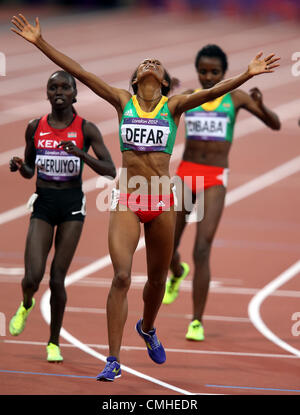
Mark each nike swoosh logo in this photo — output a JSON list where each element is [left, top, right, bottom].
[[112, 368, 120, 374], [40, 132, 51, 136]]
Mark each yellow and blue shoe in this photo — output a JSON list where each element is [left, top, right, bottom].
[[136, 319, 166, 364], [96, 357, 121, 381], [162, 262, 190, 305], [185, 319, 205, 341], [9, 298, 35, 336], [47, 343, 63, 363]]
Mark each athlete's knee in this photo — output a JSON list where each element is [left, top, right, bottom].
[[193, 239, 212, 263], [112, 271, 131, 291], [147, 269, 168, 288], [49, 265, 67, 285], [49, 277, 65, 294], [22, 273, 41, 293], [147, 278, 166, 291]]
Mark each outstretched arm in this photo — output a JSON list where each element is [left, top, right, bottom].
[[171, 52, 280, 116], [233, 87, 281, 130], [11, 14, 131, 113]]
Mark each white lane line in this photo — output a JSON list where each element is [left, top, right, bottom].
[[53, 326, 197, 395], [5, 16, 227, 74], [0, 59, 296, 130], [39, 149, 300, 394], [3, 38, 298, 393], [2, 274, 300, 299], [2, 94, 300, 224], [0, 204, 29, 225], [0, 21, 297, 127], [5, 18, 288, 72], [0, 266, 24, 275], [2, 20, 294, 97], [3, 339, 299, 359], [42, 245, 196, 395], [0, 60, 296, 167], [41, 243, 201, 395], [0, 146, 25, 167], [2, 30, 298, 394], [2, 101, 300, 392], [65, 306, 250, 323], [187, 154, 300, 220], [248, 260, 300, 357], [211, 286, 300, 298], [226, 157, 300, 204]]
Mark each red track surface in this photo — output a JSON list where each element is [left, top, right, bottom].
[[0, 8, 300, 397]]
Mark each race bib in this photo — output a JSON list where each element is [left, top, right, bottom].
[[35, 149, 81, 182], [185, 112, 229, 141], [121, 118, 170, 151]]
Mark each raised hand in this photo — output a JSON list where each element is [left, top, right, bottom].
[[248, 52, 280, 77], [11, 14, 41, 44]]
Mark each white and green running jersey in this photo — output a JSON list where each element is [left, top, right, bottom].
[[185, 91, 236, 143], [119, 95, 177, 154]]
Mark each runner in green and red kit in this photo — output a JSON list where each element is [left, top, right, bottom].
[[163, 44, 281, 341]]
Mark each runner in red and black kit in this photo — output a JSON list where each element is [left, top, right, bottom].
[[9, 71, 116, 362]]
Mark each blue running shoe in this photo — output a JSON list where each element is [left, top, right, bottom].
[[96, 356, 121, 382], [135, 319, 166, 364]]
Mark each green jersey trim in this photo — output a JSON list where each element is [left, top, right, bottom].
[[185, 92, 236, 143], [119, 96, 177, 154]]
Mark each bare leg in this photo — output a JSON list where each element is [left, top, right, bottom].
[[48, 220, 83, 346], [143, 208, 176, 332], [170, 183, 194, 278], [22, 219, 54, 309], [107, 210, 141, 362], [170, 209, 190, 278], [192, 185, 226, 321]]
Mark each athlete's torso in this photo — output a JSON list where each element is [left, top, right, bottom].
[[183, 91, 236, 167], [34, 114, 87, 187], [119, 95, 177, 154], [118, 95, 177, 193]]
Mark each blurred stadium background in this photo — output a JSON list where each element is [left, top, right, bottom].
[[0, 0, 299, 21]]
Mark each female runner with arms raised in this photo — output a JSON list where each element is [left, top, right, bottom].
[[11, 14, 280, 380]]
